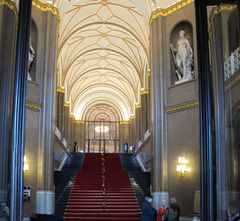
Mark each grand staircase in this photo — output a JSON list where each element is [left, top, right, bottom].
[[120, 154, 151, 209], [63, 153, 141, 221], [54, 153, 85, 221]]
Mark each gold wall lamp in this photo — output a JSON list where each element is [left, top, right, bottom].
[[176, 156, 191, 178]]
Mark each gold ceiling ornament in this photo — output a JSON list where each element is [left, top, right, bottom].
[[57, 87, 65, 93], [149, 0, 194, 25], [208, 4, 236, 40], [166, 100, 199, 114], [0, 0, 18, 20], [101, 0, 108, 6], [32, 0, 60, 21]]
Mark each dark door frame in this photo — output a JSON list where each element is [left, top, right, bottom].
[[195, 1, 240, 220]]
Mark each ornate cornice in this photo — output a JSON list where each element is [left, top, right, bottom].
[[32, 0, 60, 21], [0, 0, 18, 20], [74, 120, 85, 125], [57, 87, 65, 93], [149, 0, 194, 25], [120, 121, 130, 125], [26, 100, 41, 111], [209, 4, 236, 25], [208, 4, 236, 39], [166, 100, 199, 113]]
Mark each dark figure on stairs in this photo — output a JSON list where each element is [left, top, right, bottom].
[[73, 142, 78, 152], [141, 195, 156, 221]]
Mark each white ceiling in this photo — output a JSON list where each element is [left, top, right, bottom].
[[51, 0, 181, 121]]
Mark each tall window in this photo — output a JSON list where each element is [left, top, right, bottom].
[[84, 105, 120, 153]]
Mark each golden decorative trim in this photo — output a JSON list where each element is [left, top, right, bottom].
[[0, 0, 18, 20], [74, 120, 85, 125], [69, 114, 75, 120], [120, 121, 130, 125], [209, 4, 236, 39], [64, 101, 70, 108], [57, 87, 65, 93], [140, 88, 149, 95], [147, 70, 151, 77], [150, 0, 194, 25], [226, 72, 240, 90], [26, 100, 41, 111], [130, 114, 135, 120], [166, 100, 199, 113], [135, 103, 141, 109], [32, 0, 60, 21]]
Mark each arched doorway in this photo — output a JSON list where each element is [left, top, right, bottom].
[[84, 105, 120, 153]]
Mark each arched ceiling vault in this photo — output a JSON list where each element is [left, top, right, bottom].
[[54, 0, 182, 121]]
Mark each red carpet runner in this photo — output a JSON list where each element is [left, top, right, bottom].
[[64, 153, 141, 221]]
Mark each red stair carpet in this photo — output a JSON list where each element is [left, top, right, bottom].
[[64, 153, 141, 221]]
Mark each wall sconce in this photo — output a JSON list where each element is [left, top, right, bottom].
[[23, 155, 29, 172], [176, 156, 190, 178]]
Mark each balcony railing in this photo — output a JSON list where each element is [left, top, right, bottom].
[[224, 47, 240, 81]]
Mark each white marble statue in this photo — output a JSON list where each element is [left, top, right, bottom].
[[170, 30, 194, 84], [28, 36, 35, 81]]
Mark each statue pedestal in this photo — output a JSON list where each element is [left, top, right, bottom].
[[175, 78, 192, 85]]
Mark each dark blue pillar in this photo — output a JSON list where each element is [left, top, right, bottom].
[[9, 1, 32, 220], [195, 1, 214, 220]]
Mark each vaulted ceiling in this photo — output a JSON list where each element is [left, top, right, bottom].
[[53, 0, 182, 121]]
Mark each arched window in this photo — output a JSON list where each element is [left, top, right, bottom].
[[84, 105, 120, 153]]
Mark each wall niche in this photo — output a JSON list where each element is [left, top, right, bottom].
[[170, 21, 194, 85]]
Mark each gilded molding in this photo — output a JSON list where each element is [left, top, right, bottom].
[[226, 72, 240, 90], [64, 101, 70, 108], [140, 89, 149, 95], [57, 87, 65, 93], [26, 100, 41, 111], [120, 121, 130, 125], [149, 0, 194, 25], [74, 120, 85, 125], [135, 103, 141, 109], [208, 4, 236, 39], [166, 100, 199, 113], [0, 0, 18, 20], [69, 114, 75, 120], [130, 114, 135, 120], [32, 0, 60, 21]]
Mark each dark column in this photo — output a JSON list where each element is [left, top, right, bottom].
[[36, 12, 57, 216], [0, 5, 18, 221], [9, 1, 32, 221], [150, 16, 168, 208], [195, 1, 214, 220]]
